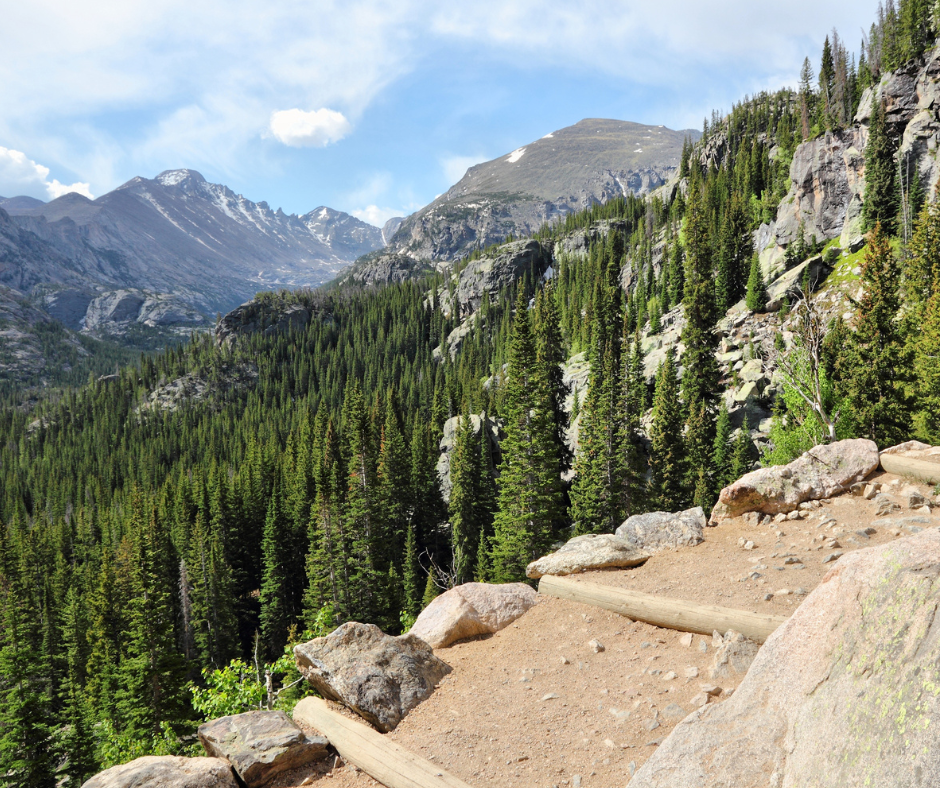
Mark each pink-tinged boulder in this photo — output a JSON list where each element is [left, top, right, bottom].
[[410, 582, 539, 648], [526, 534, 649, 579], [82, 757, 237, 788], [628, 529, 940, 788], [710, 438, 878, 524]]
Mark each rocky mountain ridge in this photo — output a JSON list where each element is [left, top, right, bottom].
[[338, 119, 698, 285]]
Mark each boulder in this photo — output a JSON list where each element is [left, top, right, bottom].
[[526, 534, 649, 579], [293, 622, 451, 732], [628, 529, 940, 788], [82, 757, 237, 788], [710, 438, 879, 524], [615, 507, 707, 553], [410, 582, 539, 648], [198, 710, 329, 787]]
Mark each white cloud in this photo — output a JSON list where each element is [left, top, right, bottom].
[[0, 146, 93, 200], [269, 108, 352, 147], [441, 154, 489, 185], [351, 205, 403, 227]]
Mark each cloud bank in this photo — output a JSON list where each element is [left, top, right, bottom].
[[0, 147, 93, 201]]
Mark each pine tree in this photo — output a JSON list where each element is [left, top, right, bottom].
[[402, 524, 422, 618], [712, 404, 733, 491], [116, 495, 189, 740], [842, 223, 913, 445], [905, 202, 940, 316], [449, 412, 482, 585], [914, 285, 940, 442], [616, 329, 648, 520], [863, 97, 898, 234], [745, 253, 767, 312], [259, 474, 295, 656], [647, 350, 687, 511], [421, 571, 439, 609], [729, 428, 753, 482], [491, 290, 565, 582]]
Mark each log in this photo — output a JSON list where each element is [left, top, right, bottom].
[[879, 453, 940, 485], [538, 575, 787, 644], [292, 696, 474, 788]]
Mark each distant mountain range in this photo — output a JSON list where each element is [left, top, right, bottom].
[[0, 169, 384, 327], [341, 118, 699, 284]]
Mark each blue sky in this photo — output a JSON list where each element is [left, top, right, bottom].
[[0, 0, 879, 226]]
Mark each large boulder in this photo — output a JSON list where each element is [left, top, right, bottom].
[[82, 757, 237, 788], [628, 529, 940, 788], [615, 507, 706, 553], [410, 582, 539, 648], [526, 534, 649, 580], [293, 622, 452, 732], [198, 710, 329, 787], [710, 438, 879, 524]]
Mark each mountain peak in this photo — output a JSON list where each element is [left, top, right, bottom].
[[155, 169, 206, 187]]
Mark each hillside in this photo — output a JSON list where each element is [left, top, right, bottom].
[[340, 119, 697, 284]]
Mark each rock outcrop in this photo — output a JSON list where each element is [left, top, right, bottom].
[[293, 622, 452, 732], [615, 507, 707, 553], [449, 239, 551, 316], [81, 756, 237, 788], [197, 710, 329, 787], [628, 529, 940, 788], [710, 438, 879, 524], [410, 582, 539, 648], [526, 534, 649, 580]]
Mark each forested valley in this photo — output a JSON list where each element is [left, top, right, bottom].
[[2, 1, 940, 785]]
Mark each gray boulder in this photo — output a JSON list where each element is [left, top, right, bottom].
[[628, 529, 940, 788], [709, 630, 759, 681], [615, 507, 707, 553], [526, 534, 649, 579], [198, 710, 329, 787], [82, 757, 237, 788], [710, 438, 879, 524], [293, 622, 452, 732]]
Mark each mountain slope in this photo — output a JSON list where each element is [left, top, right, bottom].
[[4, 170, 385, 315], [382, 118, 699, 263]]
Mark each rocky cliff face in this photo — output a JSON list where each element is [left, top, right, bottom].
[[757, 45, 940, 279]]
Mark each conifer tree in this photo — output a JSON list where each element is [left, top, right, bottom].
[[259, 474, 295, 656], [863, 98, 898, 234], [491, 290, 565, 582], [616, 329, 648, 520], [842, 223, 913, 445], [729, 428, 753, 482], [647, 349, 687, 511], [745, 253, 767, 312], [914, 285, 940, 442], [116, 496, 189, 740], [449, 412, 482, 585], [421, 571, 439, 609], [712, 405, 733, 490], [402, 524, 422, 618]]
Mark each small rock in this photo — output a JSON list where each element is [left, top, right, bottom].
[[684, 666, 699, 678], [699, 684, 723, 697], [763, 592, 774, 601], [787, 510, 802, 521], [698, 639, 708, 653], [678, 632, 694, 647], [560, 656, 570, 665], [662, 671, 677, 681], [823, 552, 843, 563], [604, 738, 616, 749], [776, 588, 791, 595], [784, 556, 801, 565], [744, 540, 755, 550], [863, 483, 881, 500], [902, 487, 927, 509], [861, 527, 877, 535], [662, 703, 688, 719], [541, 693, 560, 701], [572, 775, 582, 788], [629, 761, 637, 777], [588, 639, 605, 653], [691, 692, 710, 708], [645, 718, 661, 731]]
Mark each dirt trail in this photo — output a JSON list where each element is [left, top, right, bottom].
[[282, 471, 939, 788]]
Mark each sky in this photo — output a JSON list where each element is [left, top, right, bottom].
[[0, 0, 878, 227]]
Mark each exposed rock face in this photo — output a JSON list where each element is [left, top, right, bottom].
[[451, 239, 551, 315], [615, 507, 707, 553], [83, 288, 206, 332], [410, 582, 539, 648], [526, 534, 649, 580], [293, 622, 452, 732], [710, 438, 879, 524], [763, 254, 833, 311], [774, 128, 867, 253], [336, 251, 432, 287], [628, 530, 940, 788], [216, 297, 320, 349], [81, 756, 237, 788], [198, 710, 329, 787]]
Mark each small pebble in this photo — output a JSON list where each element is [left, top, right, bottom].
[[588, 639, 605, 653]]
